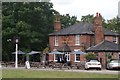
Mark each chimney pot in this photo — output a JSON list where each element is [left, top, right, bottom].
[[99, 13, 102, 17], [96, 12, 98, 17]]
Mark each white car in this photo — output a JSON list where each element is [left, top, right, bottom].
[[85, 60, 102, 70], [107, 60, 120, 70]]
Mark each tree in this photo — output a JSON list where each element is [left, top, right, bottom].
[[2, 2, 58, 61], [81, 14, 94, 23], [60, 14, 79, 29], [106, 17, 120, 34], [81, 14, 107, 28]]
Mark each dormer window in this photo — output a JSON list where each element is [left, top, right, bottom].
[[113, 36, 118, 43], [75, 35, 80, 45], [54, 36, 58, 46]]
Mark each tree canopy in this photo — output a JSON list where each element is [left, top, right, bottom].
[[60, 14, 79, 29], [2, 2, 58, 61]]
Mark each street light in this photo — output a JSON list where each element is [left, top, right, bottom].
[[13, 36, 20, 68]]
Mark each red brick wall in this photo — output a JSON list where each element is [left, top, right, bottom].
[[48, 54, 54, 61], [105, 36, 119, 44], [49, 36, 54, 51], [70, 53, 74, 62], [80, 54, 86, 61], [49, 34, 91, 52], [49, 35, 90, 62], [82, 35, 91, 48], [112, 53, 119, 59], [105, 36, 113, 42], [97, 52, 106, 68]]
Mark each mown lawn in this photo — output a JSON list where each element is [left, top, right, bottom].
[[2, 69, 118, 78]]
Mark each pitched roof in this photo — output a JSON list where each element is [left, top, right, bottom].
[[86, 40, 120, 52], [103, 28, 119, 36], [57, 43, 71, 52], [49, 22, 119, 36]]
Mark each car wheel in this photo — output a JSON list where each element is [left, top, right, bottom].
[[98, 68, 101, 70], [85, 68, 89, 70], [106, 67, 109, 70]]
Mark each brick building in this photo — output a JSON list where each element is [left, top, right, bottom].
[[48, 13, 120, 68]]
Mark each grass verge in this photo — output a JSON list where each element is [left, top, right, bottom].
[[2, 68, 118, 78]]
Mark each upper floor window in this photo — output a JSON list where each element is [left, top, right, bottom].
[[75, 35, 80, 45], [113, 36, 118, 43], [54, 36, 58, 46]]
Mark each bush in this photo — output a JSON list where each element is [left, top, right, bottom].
[[85, 52, 96, 61]]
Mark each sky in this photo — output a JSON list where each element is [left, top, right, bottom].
[[50, 0, 120, 21]]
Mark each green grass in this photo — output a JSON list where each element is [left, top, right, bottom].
[[2, 69, 118, 78]]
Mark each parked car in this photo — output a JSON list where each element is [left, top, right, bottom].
[[107, 59, 120, 70], [85, 60, 102, 70]]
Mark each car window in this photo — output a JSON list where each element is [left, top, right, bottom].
[[111, 60, 120, 63], [90, 60, 98, 62]]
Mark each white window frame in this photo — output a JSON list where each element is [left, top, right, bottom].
[[75, 54, 80, 62], [75, 35, 80, 45], [74, 49, 80, 62], [65, 52, 70, 61], [54, 54, 63, 62], [113, 36, 118, 44], [54, 54, 58, 62], [54, 36, 58, 46]]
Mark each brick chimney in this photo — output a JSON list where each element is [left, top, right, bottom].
[[94, 13, 104, 45], [54, 17, 61, 31]]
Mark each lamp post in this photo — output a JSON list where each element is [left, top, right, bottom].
[[13, 36, 20, 68], [15, 38, 18, 68]]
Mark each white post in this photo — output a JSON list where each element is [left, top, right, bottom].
[[15, 39, 18, 68]]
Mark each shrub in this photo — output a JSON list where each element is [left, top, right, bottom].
[[85, 52, 96, 61]]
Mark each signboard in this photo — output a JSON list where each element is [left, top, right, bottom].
[[25, 61, 30, 69]]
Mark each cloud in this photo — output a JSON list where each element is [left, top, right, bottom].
[[50, 0, 72, 5], [51, 0, 120, 20], [118, 1, 120, 18]]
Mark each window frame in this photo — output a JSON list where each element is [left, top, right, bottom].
[[65, 52, 70, 61], [113, 36, 118, 43], [54, 36, 58, 46], [54, 54, 63, 62], [75, 35, 80, 45], [74, 49, 81, 62]]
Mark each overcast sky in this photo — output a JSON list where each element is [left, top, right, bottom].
[[50, 0, 120, 21]]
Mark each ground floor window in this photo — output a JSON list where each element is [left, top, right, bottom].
[[74, 49, 81, 62], [54, 52, 70, 62], [54, 54, 63, 62], [65, 52, 70, 61], [75, 54, 80, 62]]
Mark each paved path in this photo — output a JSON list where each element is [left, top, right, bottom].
[[2, 67, 119, 75]]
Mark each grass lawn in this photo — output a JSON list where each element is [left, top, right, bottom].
[[2, 69, 118, 78]]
